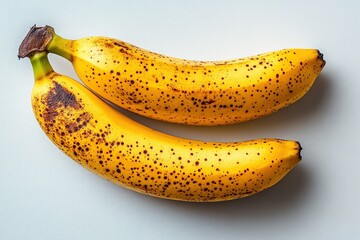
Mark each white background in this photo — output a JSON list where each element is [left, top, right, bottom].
[[1, 0, 359, 239]]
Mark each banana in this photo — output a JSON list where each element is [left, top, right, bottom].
[[19, 25, 325, 126], [21, 50, 301, 202]]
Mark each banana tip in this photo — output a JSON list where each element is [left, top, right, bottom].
[[296, 141, 303, 161], [317, 49, 326, 67]]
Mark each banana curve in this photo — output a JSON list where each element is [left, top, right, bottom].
[[29, 52, 301, 202], [22, 25, 325, 125]]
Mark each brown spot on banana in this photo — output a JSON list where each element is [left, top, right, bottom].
[[113, 41, 131, 52], [171, 86, 181, 92], [64, 112, 92, 134], [41, 80, 93, 135], [44, 81, 81, 121]]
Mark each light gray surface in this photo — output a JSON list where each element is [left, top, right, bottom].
[[1, 1, 359, 239]]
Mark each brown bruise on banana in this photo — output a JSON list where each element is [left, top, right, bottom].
[[69, 39, 325, 125], [32, 73, 300, 202]]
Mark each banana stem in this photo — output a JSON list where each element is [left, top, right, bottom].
[[30, 52, 54, 80], [47, 33, 73, 62]]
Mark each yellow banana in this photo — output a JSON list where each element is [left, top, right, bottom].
[[19, 25, 325, 126], [22, 51, 301, 202]]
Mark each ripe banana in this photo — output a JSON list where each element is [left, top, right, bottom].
[[19, 25, 325, 126], [22, 51, 301, 202]]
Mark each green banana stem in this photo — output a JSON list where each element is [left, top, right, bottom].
[[30, 52, 53, 80], [46, 30, 73, 62]]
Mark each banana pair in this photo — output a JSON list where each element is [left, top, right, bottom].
[[19, 25, 325, 202]]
